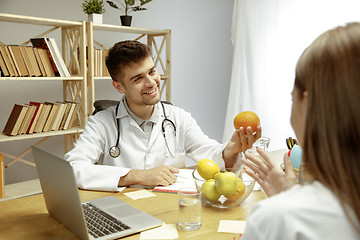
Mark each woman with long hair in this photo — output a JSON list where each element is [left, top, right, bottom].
[[242, 22, 360, 239]]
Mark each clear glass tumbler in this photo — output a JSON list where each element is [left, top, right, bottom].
[[177, 187, 201, 231]]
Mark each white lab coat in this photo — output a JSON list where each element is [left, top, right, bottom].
[[65, 98, 228, 191]]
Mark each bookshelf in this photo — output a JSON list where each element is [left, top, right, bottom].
[[0, 13, 87, 170], [86, 22, 171, 113], [0, 13, 171, 194]]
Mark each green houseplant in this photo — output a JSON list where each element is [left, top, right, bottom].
[[106, 0, 153, 26], [82, 0, 106, 24]]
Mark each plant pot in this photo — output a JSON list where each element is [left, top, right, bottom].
[[120, 15, 132, 27], [88, 13, 102, 24]]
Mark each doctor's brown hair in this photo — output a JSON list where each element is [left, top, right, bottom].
[[295, 22, 360, 233], [105, 40, 152, 83]]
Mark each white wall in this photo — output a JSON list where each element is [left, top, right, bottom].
[[0, 0, 234, 184]]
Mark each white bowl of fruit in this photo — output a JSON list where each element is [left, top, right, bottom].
[[193, 159, 255, 208]]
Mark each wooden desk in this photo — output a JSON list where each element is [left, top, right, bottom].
[[0, 187, 267, 239]]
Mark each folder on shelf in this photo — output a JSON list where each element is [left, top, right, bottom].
[[61, 102, 77, 130], [47, 38, 71, 77], [0, 49, 9, 77], [3, 104, 29, 136], [27, 102, 44, 134], [3, 45, 19, 76], [37, 48, 55, 77], [32, 47, 46, 77], [17, 104, 34, 135], [34, 103, 51, 133], [31, 38, 60, 77], [19, 45, 35, 77], [8, 45, 29, 77], [0, 45, 16, 77], [66, 102, 79, 130], [50, 102, 66, 131], [25, 46, 42, 77], [58, 102, 72, 130], [43, 102, 58, 132], [7, 46, 25, 77], [103, 49, 109, 76], [19, 105, 36, 135]]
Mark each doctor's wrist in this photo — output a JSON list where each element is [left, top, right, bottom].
[[118, 169, 141, 187]]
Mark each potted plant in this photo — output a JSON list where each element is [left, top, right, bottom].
[[106, 0, 153, 27], [82, 0, 106, 24]]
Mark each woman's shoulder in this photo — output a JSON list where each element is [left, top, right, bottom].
[[254, 181, 335, 213], [245, 181, 359, 239]]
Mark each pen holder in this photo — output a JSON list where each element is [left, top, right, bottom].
[[289, 144, 303, 184]]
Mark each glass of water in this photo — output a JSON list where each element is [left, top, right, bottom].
[[177, 187, 201, 231]]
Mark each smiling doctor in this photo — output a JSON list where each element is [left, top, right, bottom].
[[65, 40, 261, 192]]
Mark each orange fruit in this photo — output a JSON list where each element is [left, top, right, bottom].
[[233, 111, 260, 133], [224, 180, 246, 201]]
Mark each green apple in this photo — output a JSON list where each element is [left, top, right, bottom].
[[215, 172, 237, 195], [201, 179, 221, 202]]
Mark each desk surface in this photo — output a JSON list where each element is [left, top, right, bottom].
[[0, 187, 267, 239]]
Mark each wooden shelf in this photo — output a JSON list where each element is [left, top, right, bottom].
[[0, 76, 84, 81], [0, 13, 81, 27], [92, 23, 170, 35], [0, 127, 83, 143], [0, 13, 87, 176]]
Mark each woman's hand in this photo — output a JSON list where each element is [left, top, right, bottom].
[[242, 147, 296, 197]]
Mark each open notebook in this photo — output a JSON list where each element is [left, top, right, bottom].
[[153, 169, 196, 193]]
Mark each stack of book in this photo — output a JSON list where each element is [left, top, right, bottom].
[[93, 48, 110, 77], [0, 37, 71, 77], [2, 101, 79, 136]]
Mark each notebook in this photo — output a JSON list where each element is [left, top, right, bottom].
[[32, 146, 163, 240]]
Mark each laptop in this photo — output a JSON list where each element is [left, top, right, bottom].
[[32, 146, 163, 240]]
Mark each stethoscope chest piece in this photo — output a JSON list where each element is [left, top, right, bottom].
[[109, 146, 120, 158]]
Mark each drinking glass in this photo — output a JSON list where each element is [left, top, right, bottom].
[[177, 187, 201, 231]]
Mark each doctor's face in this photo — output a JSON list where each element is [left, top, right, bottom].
[[113, 56, 161, 109]]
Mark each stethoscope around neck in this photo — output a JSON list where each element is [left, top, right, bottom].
[[109, 101, 177, 158]]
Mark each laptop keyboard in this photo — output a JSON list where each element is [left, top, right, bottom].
[[83, 202, 131, 238]]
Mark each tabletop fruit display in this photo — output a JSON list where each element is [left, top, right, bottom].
[[195, 159, 255, 208], [233, 111, 260, 133]]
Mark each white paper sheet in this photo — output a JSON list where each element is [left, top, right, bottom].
[[140, 223, 178, 239], [153, 169, 196, 193], [124, 189, 157, 200], [217, 220, 247, 234]]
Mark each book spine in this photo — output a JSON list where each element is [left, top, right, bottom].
[[30, 38, 59, 76]]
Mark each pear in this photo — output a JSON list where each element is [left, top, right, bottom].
[[215, 172, 237, 195], [201, 179, 221, 202]]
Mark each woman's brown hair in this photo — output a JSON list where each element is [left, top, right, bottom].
[[295, 22, 360, 232]]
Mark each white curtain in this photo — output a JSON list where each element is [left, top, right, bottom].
[[223, 0, 360, 150]]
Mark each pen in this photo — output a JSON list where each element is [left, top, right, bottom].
[[174, 174, 189, 179], [233, 234, 243, 240]]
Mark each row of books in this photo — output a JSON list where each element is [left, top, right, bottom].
[[3, 101, 79, 136], [0, 37, 71, 78], [93, 48, 110, 77]]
